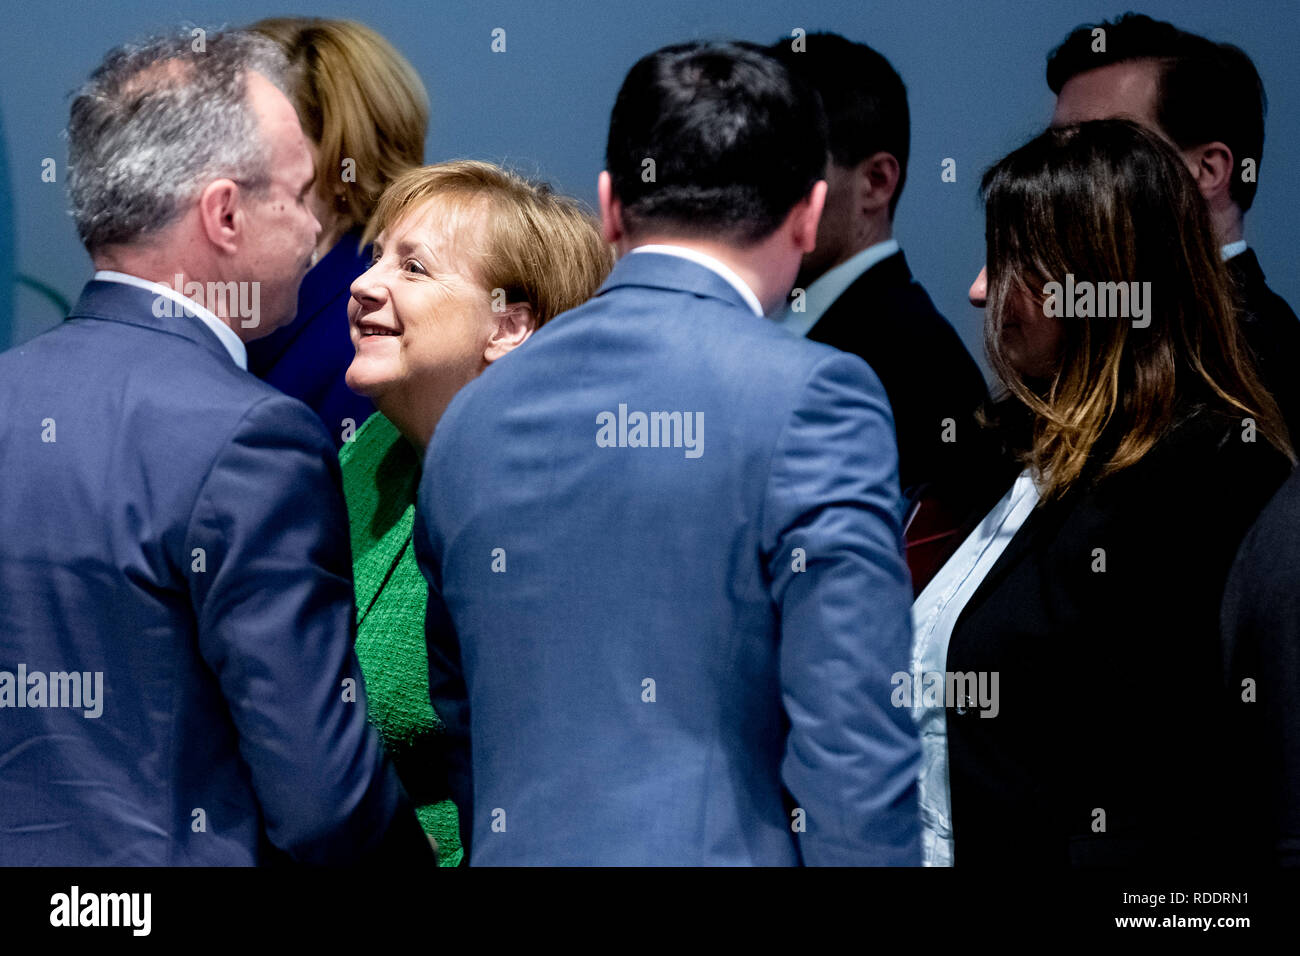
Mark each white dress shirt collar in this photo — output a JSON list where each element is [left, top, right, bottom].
[[629, 244, 765, 317], [775, 238, 901, 338], [1221, 239, 1248, 262], [92, 270, 248, 370]]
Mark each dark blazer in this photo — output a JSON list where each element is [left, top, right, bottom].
[[1228, 248, 1300, 444], [416, 251, 920, 865], [1221, 465, 1300, 866], [806, 250, 988, 497], [944, 403, 1291, 867], [0, 280, 428, 865], [247, 229, 375, 447]]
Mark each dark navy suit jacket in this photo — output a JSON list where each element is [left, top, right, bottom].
[[1228, 248, 1300, 445], [415, 251, 921, 865], [806, 250, 987, 498], [946, 406, 1290, 867], [1222, 463, 1300, 866], [247, 230, 375, 448], [0, 280, 427, 865]]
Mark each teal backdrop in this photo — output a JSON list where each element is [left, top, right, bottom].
[[1, 0, 1296, 367]]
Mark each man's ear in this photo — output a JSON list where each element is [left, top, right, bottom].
[[855, 151, 901, 216], [598, 170, 625, 245], [792, 179, 828, 254], [484, 302, 536, 364], [197, 179, 244, 255], [1183, 141, 1234, 205]]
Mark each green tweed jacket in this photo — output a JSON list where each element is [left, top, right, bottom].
[[340, 411, 462, 866]]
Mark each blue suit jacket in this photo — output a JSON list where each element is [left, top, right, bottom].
[[0, 280, 426, 865], [415, 252, 921, 865], [246, 230, 375, 448]]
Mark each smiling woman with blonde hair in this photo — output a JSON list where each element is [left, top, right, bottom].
[[338, 160, 613, 865]]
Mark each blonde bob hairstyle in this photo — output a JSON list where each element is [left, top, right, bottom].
[[364, 159, 615, 328], [250, 17, 429, 234]]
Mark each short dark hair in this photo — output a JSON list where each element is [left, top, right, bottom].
[[605, 41, 827, 245], [1046, 13, 1266, 211], [767, 32, 910, 218]]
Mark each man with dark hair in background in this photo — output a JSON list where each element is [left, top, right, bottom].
[[767, 32, 988, 504], [1048, 12, 1300, 439], [415, 41, 920, 865]]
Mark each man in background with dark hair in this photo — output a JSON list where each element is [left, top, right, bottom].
[[768, 32, 987, 504], [1048, 12, 1300, 438], [415, 41, 919, 865]]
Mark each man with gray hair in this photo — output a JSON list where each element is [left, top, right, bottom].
[[0, 29, 431, 865]]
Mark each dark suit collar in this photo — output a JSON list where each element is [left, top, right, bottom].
[[861, 248, 912, 286], [69, 279, 235, 366], [1226, 246, 1265, 289], [804, 248, 915, 341], [815, 246, 913, 297], [832, 249, 916, 304], [951, 404, 1237, 628], [594, 249, 755, 314]]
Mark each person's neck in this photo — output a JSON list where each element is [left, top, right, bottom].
[[622, 234, 787, 315], [93, 248, 249, 337], [375, 394, 437, 459], [1212, 203, 1244, 247], [797, 220, 894, 292], [830, 219, 895, 274]]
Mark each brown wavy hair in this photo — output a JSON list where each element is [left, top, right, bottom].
[[980, 119, 1292, 500], [250, 17, 429, 235]]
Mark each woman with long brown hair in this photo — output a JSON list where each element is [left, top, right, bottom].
[[911, 118, 1293, 867]]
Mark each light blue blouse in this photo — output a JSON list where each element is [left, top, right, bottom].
[[910, 469, 1040, 865]]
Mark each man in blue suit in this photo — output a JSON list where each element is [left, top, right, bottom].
[[0, 30, 430, 865], [416, 41, 920, 865]]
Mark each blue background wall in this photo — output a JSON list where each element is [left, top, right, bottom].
[[1, 0, 1296, 374]]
